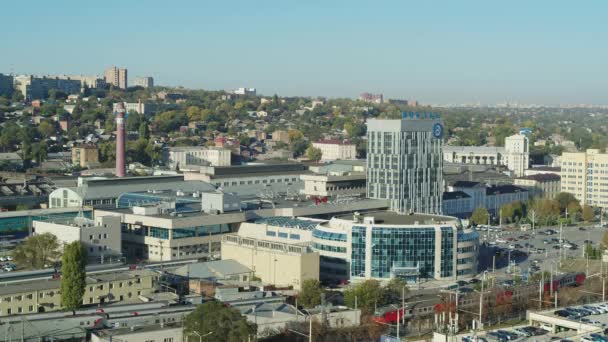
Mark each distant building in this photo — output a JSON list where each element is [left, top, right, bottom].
[[112, 101, 157, 116], [231, 87, 256, 96], [14, 75, 81, 101], [312, 140, 357, 161], [71, 144, 99, 168], [387, 99, 409, 106], [32, 214, 121, 258], [300, 173, 365, 198], [0, 73, 14, 97], [524, 166, 561, 177], [561, 149, 608, 208], [514, 173, 561, 199], [68, 75, 105, 89], [366, 113, 443, 214], [155, 91, 184, 101], [163, 146, 231, 169], [443, 133, 529, 177], [271, 130, 290, 144], [358, 92, 383, 104], [447, 181, 529, 216], [133, 76, 154, 88], [104, 66, 128, 89]]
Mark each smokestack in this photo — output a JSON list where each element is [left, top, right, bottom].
[[115, 102, 126, 177]]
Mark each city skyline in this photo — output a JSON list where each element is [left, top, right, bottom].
[[2, 0, 607, 104]]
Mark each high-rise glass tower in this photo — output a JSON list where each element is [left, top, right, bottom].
[[366, 113, 444, 214]]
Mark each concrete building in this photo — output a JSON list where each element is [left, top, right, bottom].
[[92, 324, 182, 342], [163, 146, 231, 169], [70, 75, 105, 89], [0, 207, 92, 239], [0, 73, 14, 97], [0, 152, 23, 170], [14, 75, 81, 100], [442, 191, 473, 218], [32, 214, 121, 258], [48, 175, 215, 209], [366, 113, 443, 214], [0, 269, 157, 316], [104, 66, 128, 89], [231, 87, 256, 96], [525, 166, 561, 177], [359, 92, 383, 103], [221, 234, 319, 290], [447, 181, 529, 216], [561, 149, 608, 208], [514, 173, 561, 199], [443, 134, 530, 176], [271, 130, 290, 144], [312, 140, 357, 161], [133, 76, 154, 88], [300, 173, 366, 198], [71, 143, 99, 168], [112, 101, 158, 116]]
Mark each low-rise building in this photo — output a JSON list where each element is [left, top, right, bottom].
[[447, 181, 529, 216], [271, 130, 290, 144], [300, 173, 365, 198], [32, 214, 121, 259], [514, 173, 561, 199], [0, 269, 158, 316], [71, 143, 99, 168], [112, 101, 157, 116], [163, 146, 231, 169], [312, 140, 357, 161], [0, 153, 23, 170], [92, 323, 182, 342]]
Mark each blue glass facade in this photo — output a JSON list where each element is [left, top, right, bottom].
[[369, 227, 436, 279], [440, 227, 454, 278], [351, 226, 366, 277], [0, 210, 93, 238], [312, 229, 347, 242]]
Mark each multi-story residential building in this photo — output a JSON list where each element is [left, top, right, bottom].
[[366, 113, 444, 214], [71, 143, 99, 168], [112, 101, 157, 116], [561, 149, 608, 208], [163, 146, 231, 170], [0, 269, 157, 316], [32, 214, 121, 258], [0, 73, 14, 97], [104, 66, 128, 89], [514, 173, 561, 199], [231, 87, 256, 96], [133, 76, 154, 88], [14, 75, 82, 100], [66, 75, 105, 89], [443, 134, 530, 177], [358, 92, 383, 103], [312, 140, 357, 161]]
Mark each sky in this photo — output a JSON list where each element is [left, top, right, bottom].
[[2, 0, 607, 105]]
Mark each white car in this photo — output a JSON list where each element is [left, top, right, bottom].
[[6, 256, 12, 261], [496, 238, 507, 243], [0, 257, 7, 262]]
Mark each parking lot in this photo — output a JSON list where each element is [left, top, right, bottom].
[[476, 223, 607, 281]]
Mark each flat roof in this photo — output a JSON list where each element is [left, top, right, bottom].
[[334, 210, 458, 225]]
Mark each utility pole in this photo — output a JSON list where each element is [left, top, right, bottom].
[[478, 280, 484, 331]]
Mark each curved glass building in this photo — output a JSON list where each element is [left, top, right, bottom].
[[310, 211, 479, 283]]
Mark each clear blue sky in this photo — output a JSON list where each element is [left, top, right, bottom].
[[2, 0, 607, 105]]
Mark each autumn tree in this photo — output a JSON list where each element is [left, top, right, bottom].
[[12, 233, 60, 269], [306, 146, 322, 162], [470, 207, 490, 226], [344, 280, 386, 315], [582, 205, 595, 222]]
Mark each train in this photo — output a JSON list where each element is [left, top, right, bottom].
[[542, 272, 586, 293], [372, 306, 410, 324]]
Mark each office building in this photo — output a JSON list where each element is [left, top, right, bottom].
[[0, 73, 14, 97], [443, 133, 530, 176], [514, 173, 561, 199], [366, 113, 444, 214], [0, 207, 92, 239], [561, 149, 608, 208], [300, 173, 366, 199], [71, 143, 99, 168], [133, 76, 154, 88], [312, 140, 357, 161], [104, 66, 128, 89], [163, 146, 231, 170], [32, 214, 121, 258]]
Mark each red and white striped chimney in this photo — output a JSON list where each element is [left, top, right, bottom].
[[115, 102, 126, 177]]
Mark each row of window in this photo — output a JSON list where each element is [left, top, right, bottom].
[[313, 243, 346, 253], [214, 177, 299, 187], [265, 231, 301, 240]]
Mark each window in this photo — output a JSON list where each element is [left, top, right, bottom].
[[164, 338, 174, 342], [278, 232, 288, 238]]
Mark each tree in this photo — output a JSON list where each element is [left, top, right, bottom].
[[555, 192, 579, 212], [567, 201, 581, 220], [602, 231, 608, 249], [500, 203, 515, 223], [298, 279, 323, 308], [126, 111, 142, 132], [582, 205, 595, 222], [385, 278, 409, 303], [138, 121, 150, 139], [306, 146, 322, 162], [38, 120, 56, 138], [184, 301, 256, 342], [344, 279, 385, 315], [470, 207, 490, 226], [60, 241, 87, 312], [12, 233, 60, 269]]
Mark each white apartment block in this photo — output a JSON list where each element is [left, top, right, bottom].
[[561, 149, 608, 208], [312, 140, 357, 161], [133, 76, 154, 88], [112, 102, 157, 116], [163, 146, 231, 170], [32, 214, 121, 258], [504, 134, 529, 177]]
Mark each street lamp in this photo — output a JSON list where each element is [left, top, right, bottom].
[[191, 331, 213, 342]]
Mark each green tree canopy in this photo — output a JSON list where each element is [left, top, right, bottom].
[[60, 241, 87, 312], [470, 207, 490, 226], [12, 233, 60, 269], [344, 279, 385, 315], [555, 192, 579, 212], [183, 301, 256, 342], [298, 279, 323, 308], [306, 146, 322, 162], [582, 205, 595, 222]]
